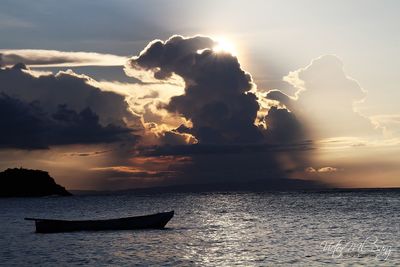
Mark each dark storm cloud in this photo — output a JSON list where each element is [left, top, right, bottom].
[[130, 142, 319, 189], [119, 35, 315, 189], [128, 35, 264, 144], [132, 140, 316, 187], [0, 93, 133, 149], [0, 63, 141, 149], [0, 63, 141, 127]]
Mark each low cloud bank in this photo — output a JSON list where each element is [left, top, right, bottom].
[[0, 49, 128, 67]]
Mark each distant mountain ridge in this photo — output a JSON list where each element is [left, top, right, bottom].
[[71, 178, 327, 195], [0, 168, 71, 197]]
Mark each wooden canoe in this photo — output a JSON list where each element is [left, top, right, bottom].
[[25, 211, 174, 233]]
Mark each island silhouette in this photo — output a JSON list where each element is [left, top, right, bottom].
[[0, 168, 71, 197]]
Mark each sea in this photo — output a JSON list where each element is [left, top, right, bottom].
[[0, 190, 399, 266]]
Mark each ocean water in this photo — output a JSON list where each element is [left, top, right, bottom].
[[0, 191, 399, 266]]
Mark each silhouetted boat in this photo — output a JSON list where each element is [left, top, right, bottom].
[[25, 211, 174, 233]]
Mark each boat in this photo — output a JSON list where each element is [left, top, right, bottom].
[[25, 211, 174, 233]]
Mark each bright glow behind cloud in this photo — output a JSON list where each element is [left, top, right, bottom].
[[212, 37, 238, 56]]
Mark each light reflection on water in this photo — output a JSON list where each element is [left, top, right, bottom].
[[0, 191, 399, 266]]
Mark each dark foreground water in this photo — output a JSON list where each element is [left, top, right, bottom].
[[1, 190, 399, 266]]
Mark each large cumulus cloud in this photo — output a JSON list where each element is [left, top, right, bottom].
[[114, 35, 313, 190], [266, 55, 377, 139], [127, 35, 302, 145]]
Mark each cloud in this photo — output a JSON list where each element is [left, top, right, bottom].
[[139, 141, 315, 157], [132, 140, 315, 187], [116, 35, 314, 188], [127, 35, 304, 145], [264, 106, 305, 143], [138, 90, 159, 99], [318, 167, 338, 173], [4, 39, 374, 190], [0, 49, 128, 67], [0, 63, 140, 127], [0, 64, 141, 149], [67, 150, 111, 157], [370, 114, 400, 137], [89, 162, 184, 190], [305, 166, 338, 173], [266, 55, 377, 139], [158, 130, 197, 145], [0, 93, 133, 149]]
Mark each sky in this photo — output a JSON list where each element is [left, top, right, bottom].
[[0, 0, 399, 190]]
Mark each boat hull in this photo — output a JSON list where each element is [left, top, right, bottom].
[[26, 211, 174, 233]]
